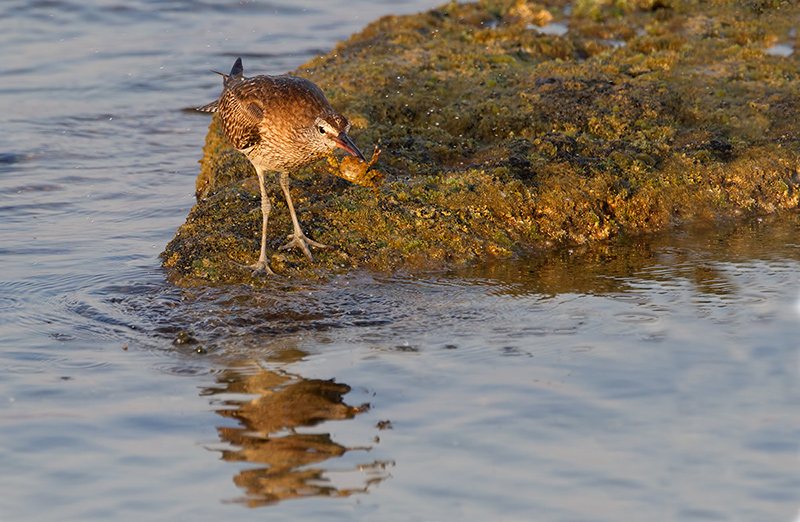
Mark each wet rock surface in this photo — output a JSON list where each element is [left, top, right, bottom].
[[162, 0, 800, 285]]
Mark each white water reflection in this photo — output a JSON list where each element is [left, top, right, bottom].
[[534, 22, 569, 36], [766, 43, 795, 56]]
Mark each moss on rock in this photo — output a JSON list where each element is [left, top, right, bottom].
[[162, 0, 800, 285]]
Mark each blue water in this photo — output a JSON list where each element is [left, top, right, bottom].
[[1, 1, 800, 521]]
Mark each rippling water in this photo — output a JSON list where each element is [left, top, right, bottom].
[[1, 1, 799, 521]]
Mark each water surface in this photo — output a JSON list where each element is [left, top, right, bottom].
[[1, 1, 799, 521]]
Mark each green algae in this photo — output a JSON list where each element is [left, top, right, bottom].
[[162, 0, 800, 286]]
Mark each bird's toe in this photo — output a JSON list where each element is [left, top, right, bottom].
[[250, 261, 276, 276], [230, 258, 275, 275], [279, 234, 331, 262]]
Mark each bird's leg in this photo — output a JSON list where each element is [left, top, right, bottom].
[[277, 170, 330, 261], [250, 167, 275, 275]]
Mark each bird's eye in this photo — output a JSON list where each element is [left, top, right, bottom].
[[318, 126, 326, 134]]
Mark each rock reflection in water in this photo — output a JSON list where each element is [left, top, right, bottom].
[[202, 358, 389, 507], [450, 213, 800, 299]]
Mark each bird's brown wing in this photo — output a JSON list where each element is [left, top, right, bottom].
[[218, 79, 268, 151]]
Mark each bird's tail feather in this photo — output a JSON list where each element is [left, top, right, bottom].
[[227, 57, 244, 86], [196, 100, 219, 112], [196, 57, 245, 112]]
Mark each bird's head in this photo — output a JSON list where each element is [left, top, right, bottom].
[[313, 113, 365, 161]]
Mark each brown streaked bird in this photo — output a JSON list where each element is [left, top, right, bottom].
[[197, 57, 364, 275]]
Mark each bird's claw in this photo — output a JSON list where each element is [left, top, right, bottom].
[[230, 258, 275, 275], [250, 260, 276, 276], [280, 233, 331, 262]]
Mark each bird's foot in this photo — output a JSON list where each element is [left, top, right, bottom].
[[249, 259, 276, 276], [279, 233, 331, 262], [230, 257, 275, 276]]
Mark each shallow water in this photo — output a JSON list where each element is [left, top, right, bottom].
[[1, 1, 800, 521]]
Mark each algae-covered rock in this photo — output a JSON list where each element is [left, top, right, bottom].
[[162, 0, 800, 285]]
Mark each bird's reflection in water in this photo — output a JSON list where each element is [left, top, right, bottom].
[[202, 356, 391, 507]]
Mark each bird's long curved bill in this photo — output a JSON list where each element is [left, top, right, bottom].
[[335, 132, 365, 161]]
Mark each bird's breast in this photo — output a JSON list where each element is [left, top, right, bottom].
[[246, 134, 326, 172]]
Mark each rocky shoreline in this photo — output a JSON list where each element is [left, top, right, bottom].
[[162, 0, 800, 285]]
